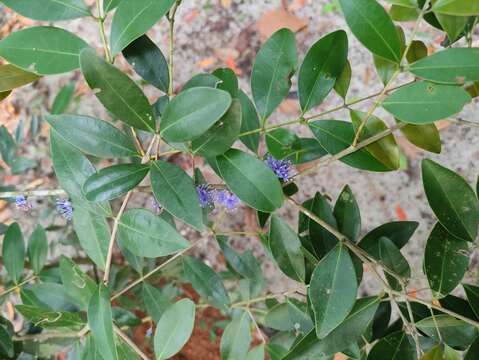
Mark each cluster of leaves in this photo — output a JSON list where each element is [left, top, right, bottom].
[[0, 0, 479, 359]]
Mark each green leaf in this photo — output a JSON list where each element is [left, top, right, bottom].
[[2, 223, 24, 284], [182, 256, 230, 310], [308, 120, 393, 172], [378, 237, 411, 290], [216, 149, 284, 212], [0, 26, 90, 75], [350, 110, 400, 170], [422, 344, 461, 360], [284, 297, 380, 359], [220, 311, 252, 360], [339, 0, 401, 63], [50, 129, 111, 216], [0, 125, 16, 166], [409, 48, 479, 84], [80, 48, 155, 132], [367, 331, 416, 360], [117, 208, 189, 258], [73, 207, 110, 270], [334, 61, 352, 99], [0, 322, 13, 358], [123, 34, 169, 93], [417, 315, 477, 350], [83, 163, 150, 202], [88, 284, 118, 360], [465, 336, 479, 360], [390, 4, 419, 21], [28, 225, 48, 275], [384, 0, 417, 7], [309, 244, 357, 339], [382, 81, 471, 124], [307, 192, 338, 258], [216, 236, 263, 280], [16, 305, 85, 329], [269, 215, 305, 282], [399, 121, 442, 154], [422, 158, 479, 241], [160, 87, 232, 142], [51, 81, 75, 114], [104, 0, 123, 12], [464, 284, 479, 318], [0, 64, 40, 92], [191, 99, 242, 157], [247, 345, 265, 360], [212, 67, 239, 98], [266, 128, 299, 160], [299, 30, 348, 113], [359, 221, 418, 249], [406, 40, 428, 63], [182, 73, 221, 91], [110, 0, 175, 56], [251, 28, 297, 121], [333, 185, 361, 242], [284, 138, 327, 165], [238, 90, 260, 153], [0, 91, 10, 102], [142, 283, 170, 323], [154, 299, 195, 360], [432, 0, 479, 16], [46, 114, 138, 158], [59, 256, 96, 310], [150, 160, 204, 230], [0, 0, 90, 20], [434, 12, 469, 43], [424, 222, 469, 298]]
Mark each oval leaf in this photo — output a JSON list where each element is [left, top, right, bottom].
[[216, 149, 284, 212], [417, 315, 477, 350], [220, 311, 252, 360], [422, 158, 479, 241], [118, 208, 189, 258], [84, 163, 149, 202], [1, 0, 90, 20], [432, 0, 479, 16], [2, 223, 25, 284], [150, 160, 204, 231], [160, 87, 232, 142], [80, 48, 155, 132], [238, 90, 260, 153], [27, 225, 48, 275], [59, 256, 96, 310], [368, 331, 416, 360], [251, 28, 297, 121], [0, 64, 40, 92], [399, 121, 442, 154], [333, 185, 361, 242]]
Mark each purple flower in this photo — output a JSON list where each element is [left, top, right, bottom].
[[56, 198, 73, 221], [151, 197, 162, 214], [265, 154, 292, 182], [15, 195, 32, 212], [146, 326, 153, 337], [215, 190, 240, 212], [196, 184, 215, 208]]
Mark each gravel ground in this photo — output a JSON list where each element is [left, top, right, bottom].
[[1, 0, 479, 297]]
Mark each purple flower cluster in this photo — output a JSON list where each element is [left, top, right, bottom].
[[151, 198, 162, 214], [56, 198, 73, 221], [195, 185, 240, 212], [15, 195, 32, 212], [265, 154, 292, 182]]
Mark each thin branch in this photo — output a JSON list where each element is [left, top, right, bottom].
[[114, 325, 151, 360], [167, 0, 182, 97], [230, 286, 308, 308], [246, 308, 266, 344], [0, 276, 37, 298]]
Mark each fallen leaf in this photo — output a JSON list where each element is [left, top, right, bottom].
[[395, 204, 407, 221], [256, 8, 308, 41], [197, 57, 217, 70]]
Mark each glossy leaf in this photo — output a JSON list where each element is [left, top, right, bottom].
[[351, 110, 400, 170], [406, 40, 428, 63], [142, 283, 170, 323], [238, 90, 260, 153], [110, 0, 175, 56], [83, 163, 150, 202], [266, 128, 299, 160], [399, 122, 442, 154], [339, 0, 401, 63], [104, 0, 122, 12], [333, 185, 361, 241], [384, 0, 417, 7], [51, 81, 75, 114], [309, 244, 357, 339], [150, 160, 204, 230], [118, 208, 189, 258], [284, 297, 380, 359], [88, 284, 118, 360], [432, 0, 479, 16], [334, 61, 352, 99], [212, 67, 239, 98], [28, 225, 48, 275], [73, 207, 110, 270], [299, 30, 348, 112], [422, 158, 479, 241], [0, 126, 16, 166], [16, 305, 84, 329], [367, 331, 416, 360], [182, 73, 221, 90], [191, 99, 242, 157], [0, 64, 40, 92], [251, 28, 297, 121], [182, 256, 230, 310], [383, 81, 471, 124], [0, 321, 13, 358], [417, 315, 477, 350], [409, 48, 479, 84], [247, 345, 265, 360], [154, 299, 195, 360], [309, 120, 393, 172], [80, 48, 156, 132], [216, 149, 284, 212], [160, 87, 232, 142], [269, 215, 305, 282], [377, 237, 411, 290], [464, 284, 479, 319], [424, 222, 469, 298], [123, 34, 169, 92], [220, 311, 251, 360], [0, 26, 89, 75], [46, 114, 138, 158], [0, 0, 90, 20], [422, 344, 461, 360], [359, 221, 418, 249], [284, 138, 327, 165], [2, 223, 25, 284], [465, 336, 479, 360], [59, 256, 96, 310]]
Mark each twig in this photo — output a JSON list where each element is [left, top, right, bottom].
[[230, 286, 308, 308], [246, 308, 266, 344], [0, 276, 37, 298], [114, 325, 151, 360], [167, 0, 182, 97]]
